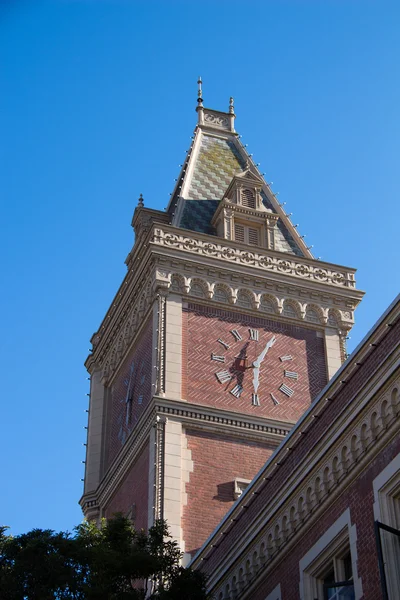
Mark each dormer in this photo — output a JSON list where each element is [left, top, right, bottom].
[[212, 170, 280, 250], [224, 169, 264, 209]]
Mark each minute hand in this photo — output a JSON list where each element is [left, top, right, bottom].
[[252, 336, 276, 368], [252, 336, 276, 395]]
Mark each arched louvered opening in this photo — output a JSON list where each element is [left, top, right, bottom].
[[236, 290, 253, 308], [260, 296, 275, 313], [283, 301, 297, 319], [190, 282, 206, 298], [241, 188, 256, 208], [214, 286, 229, 304], [306, 308, 320, 323]]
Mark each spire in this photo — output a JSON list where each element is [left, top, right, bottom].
[[197, 76, 203, 108], [229, 96, 234, 114], [137, 193, 144, 208]]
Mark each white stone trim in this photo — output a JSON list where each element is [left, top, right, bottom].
[[163, 418, 183, 546], [264, 583, 281, 600], [325, 328, 343, 380], [234, 478, 252, 500], [373, 451, 400, 599], [84, 368, 106, 494], [299, 508, 362, 600], [373, 451, 400, 521], [163, 418, 194, 561], [147, 425, 156, 530], [151, 299, 159, 396], [164, 294, 182, 400], [153, 226, 358, 289]]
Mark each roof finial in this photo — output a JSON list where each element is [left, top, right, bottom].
[[138, 193, 144, 207], [229, 96, 234, 114], [197, 76, 203, 108]]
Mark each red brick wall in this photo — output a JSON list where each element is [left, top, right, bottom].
[[183, 303, 327, 423], [106, 317, 153, 468], [252, 435, 400, 600], [104, 442, 150, 532], [182, 429, 275, 557]]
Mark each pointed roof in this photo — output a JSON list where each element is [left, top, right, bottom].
[[167, 88, 311, 258]]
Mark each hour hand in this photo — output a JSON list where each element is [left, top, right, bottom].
[[252, 366, 260, 394]]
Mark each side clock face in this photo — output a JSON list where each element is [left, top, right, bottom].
[[117, 360, 146, 445], [211, 327, 299, 407]]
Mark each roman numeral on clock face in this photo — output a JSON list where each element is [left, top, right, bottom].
[[280, 355, 293, 362], [211, 353, 225, 362], [270, 393, 280, 406], [284, 370, 298, 380], [252, 393, 260, 406], [279, 383, 294, 397], [216, 370, 232, 384], [249, 329, 259, 341], [217, 338, 230, 350], [230, 329, 242, 341], [230, 384, 243, 398]]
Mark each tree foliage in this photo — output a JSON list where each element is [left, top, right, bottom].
[[0, 517, 208, 600]]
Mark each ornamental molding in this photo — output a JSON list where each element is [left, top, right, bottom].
[[158, 262, 357, 331], [152, 226, 359, 291], [90, 258, 356, 383], [86, 256, 155, 372], [86, 223, 362, 381], [193, 351, 400, 598], [97, 278, 154, 385], [80, 397, 293, 517], [154, 398, 293, 444], [203, 110, 230, 130]]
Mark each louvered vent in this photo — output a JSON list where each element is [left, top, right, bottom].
[[248, 228, 259, 246], [242, 188, 256, 208], [235, 224, 245, 242]]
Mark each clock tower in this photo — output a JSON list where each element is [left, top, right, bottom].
[[81, 83, 364, 562]]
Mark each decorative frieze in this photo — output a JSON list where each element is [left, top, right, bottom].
[[152, 227, 356, 289], [94, 262, 355, 383]]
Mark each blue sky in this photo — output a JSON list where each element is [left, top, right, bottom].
[[1, 0, 399, 535]]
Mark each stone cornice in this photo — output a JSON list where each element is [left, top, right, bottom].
[[80, 396, 294, 516], [85, 249, 155, 373], [154, 398, 294, 444], [190, 300, 400, 596], [211, 197, 279, 228], [152, 225, 360, 292]]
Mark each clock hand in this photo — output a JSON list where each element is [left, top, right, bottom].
[[125, 362, 135, 426], [252, 336, 276, 368], [252, 365, 260, 394], [252, 336, 276, 396]]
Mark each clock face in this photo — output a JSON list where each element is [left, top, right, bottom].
[[184, 304, 328, 422], [117, 359, 147, 445], [107, 319, 153, 468], [211, 326, 299, 407]]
